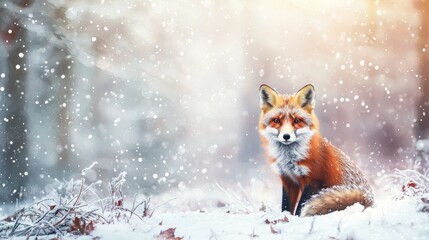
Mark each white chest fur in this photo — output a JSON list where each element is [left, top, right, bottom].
[[267, 131, 313, 183], [271, 158, 310, 184]]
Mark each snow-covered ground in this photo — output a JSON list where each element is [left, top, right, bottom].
[[90, 195, 428, 240], [1, 169, 428, 240], [2, 191, 428, 240]]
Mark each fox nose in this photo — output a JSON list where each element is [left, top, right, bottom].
[[283, 133, 291, 141]]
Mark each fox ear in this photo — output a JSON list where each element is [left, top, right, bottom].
[[295, 84, 315, 111], [259, 84, 280, 111]]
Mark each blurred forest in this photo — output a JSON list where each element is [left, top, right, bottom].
[[0, 0, 428, 205]]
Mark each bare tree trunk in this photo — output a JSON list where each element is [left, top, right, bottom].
[[51, 7, 74, 179], [416, 0, 429, 139], [367, 0, 377, 44], [55, 47, 73, 178], [1, 16, 28, 203]]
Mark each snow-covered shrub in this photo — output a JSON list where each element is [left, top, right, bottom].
[[393, 168, 429, 212], [0, 164, 151, 238]]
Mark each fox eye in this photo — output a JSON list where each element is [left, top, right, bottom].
[[294, 118, 302, 124], [273, 118, 281, 124]]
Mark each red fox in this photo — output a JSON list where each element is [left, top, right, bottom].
[[258, 84, 374, 217]]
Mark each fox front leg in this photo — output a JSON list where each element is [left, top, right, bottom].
[[281, 176, 304, 215]]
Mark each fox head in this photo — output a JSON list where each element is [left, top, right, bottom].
[[259, 84, 319, 146]]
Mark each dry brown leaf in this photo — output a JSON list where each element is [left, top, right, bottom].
[[157, 228, 183, 240], [69, 217, 96, 235], [270, 225, 280, 234], [264, 216, 289, 225]]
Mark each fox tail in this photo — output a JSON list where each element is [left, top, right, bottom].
[[300, 185, 373, 217]]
